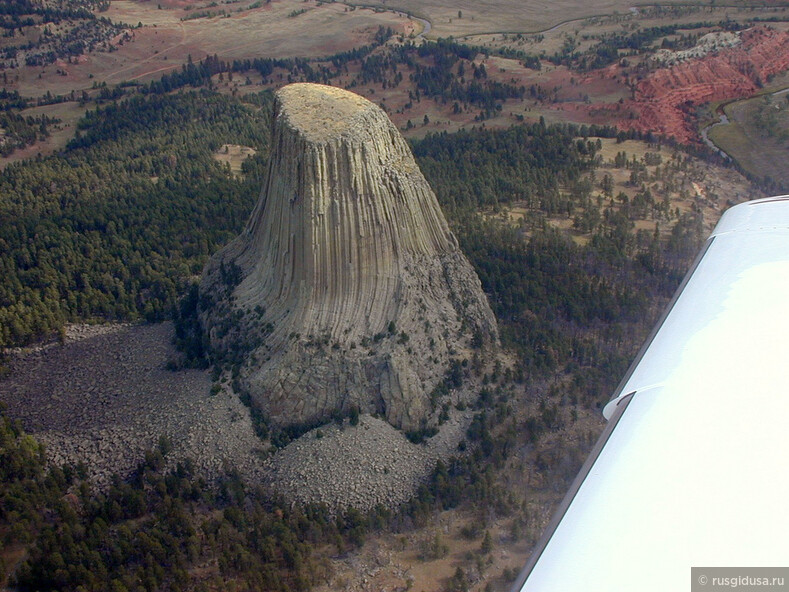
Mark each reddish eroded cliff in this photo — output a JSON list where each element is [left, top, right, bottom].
[[632, 26, 789, 142], [556, 26, 789, 143]]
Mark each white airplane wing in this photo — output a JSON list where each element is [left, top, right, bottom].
[[512, 196, 789, 591]]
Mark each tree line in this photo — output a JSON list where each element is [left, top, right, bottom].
[[0, 90, 271, 350], [412, 123, 702, 405]]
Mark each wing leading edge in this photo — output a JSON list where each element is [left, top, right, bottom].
[[513, 196, 789, 592]]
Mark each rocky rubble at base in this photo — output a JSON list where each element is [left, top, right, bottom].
[[1, 323, 266, 489], [267, 412, 470, 513], [1, 322, 466, 512]]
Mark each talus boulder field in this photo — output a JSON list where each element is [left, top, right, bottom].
[[200, 83, 497, 431]]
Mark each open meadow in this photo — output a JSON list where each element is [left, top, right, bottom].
[[708, 83, 789, 187], [12, 0, 411, 98], [346, 0, 786, 37], [7, 0, 789, 171]]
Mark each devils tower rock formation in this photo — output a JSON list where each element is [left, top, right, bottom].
[[200, 83, 497, 432]]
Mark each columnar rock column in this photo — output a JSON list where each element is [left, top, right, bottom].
[[200, 83, 497, 431]]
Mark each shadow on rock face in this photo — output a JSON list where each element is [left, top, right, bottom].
[[200, 83, 498, 434]]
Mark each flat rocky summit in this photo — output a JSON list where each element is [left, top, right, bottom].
[[276, 83, 377, 142]]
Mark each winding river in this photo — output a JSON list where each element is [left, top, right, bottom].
[[701, 86, 789, 159], [701, 112, 731, 159], [412, 15, 431, 40]]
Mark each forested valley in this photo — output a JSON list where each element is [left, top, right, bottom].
[[0, 0, 122, 68], [0, 90, 270, 350], [0, 86, 722, 590]]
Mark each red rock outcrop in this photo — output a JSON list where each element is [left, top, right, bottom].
[[631, 26, 789, 142], [557, 26, 789, 143]]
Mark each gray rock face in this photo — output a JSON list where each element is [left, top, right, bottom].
[[200, 83, 497, 431]]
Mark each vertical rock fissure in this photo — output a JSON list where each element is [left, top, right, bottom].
[[200, 83, 498, 432]]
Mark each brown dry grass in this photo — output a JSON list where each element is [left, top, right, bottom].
[[100, 1, 409, 84], [213, 143, 257, 176], [709, 88, 789, 188], [0, 543, 27, 589], [491, 138, 756, 249], [6, 0, 412, 99], [0, 101, 86, 169], [5, 0, 789, 162], [346, 0, 773, 39], [0, 0, 417, 163], [596, 138, 755, 233]]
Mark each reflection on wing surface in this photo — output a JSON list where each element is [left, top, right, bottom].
[[513, 196, 789, 592]]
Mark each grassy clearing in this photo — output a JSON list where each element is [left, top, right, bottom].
[[710, 94, 789, 188], [345, 0, 786, 39], [0, 101, 87, 169], [493, 138, 755, 251], [213, 144, 257, 176], [9, 0, 410, 99]]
